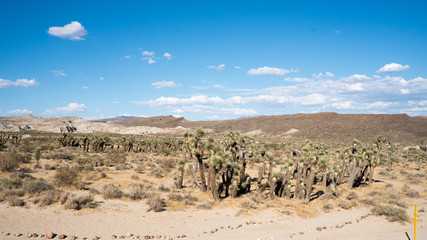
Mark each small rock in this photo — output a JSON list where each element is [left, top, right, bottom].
[[316, 227, 322, 231], [58, 234, 66, 239], [181, 235, 186, 238], [143, 236, 150, 240], [27, 233, 33, 238], [237, 224, 242, 228], [45, 232, 54, 239], [112, 235, 117, 239], [356, 219, 360, 223], [322, 226, 327, 229], [299, 232, 304, 235], [93, 236, 100, 240], [70, 236, 78, 240]]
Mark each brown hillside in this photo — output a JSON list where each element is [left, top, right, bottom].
[[114, 115, 188, 128], [183, 113, 427, 144]]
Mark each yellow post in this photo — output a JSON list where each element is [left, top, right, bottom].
[[414, 205, 417, 240]]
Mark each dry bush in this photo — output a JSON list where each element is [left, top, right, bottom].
[[338, 199, 357, 209], [346, 191, 358, 200], [360, 198, 376, 206], [0, 151, 23, 172], [158, 184, 170, 192], [150, 167, 163, 178], [1, 177, 23, 189], [323, 203, 334, 211], [371, 205, 409, 222], [239, 199, 258, 209], [54, 167, 80, 186], [146, 194, 166, 212], [39, 190, 62, 206], [401, 185, 420, 198], [0, 188, 24, 198], [23, 179, 53, 195], [168, 192, 183, 201], [196, 201, 213, 209], [102, 184, 122, 199], [158, 158, 175, 169], [47, 153, 74, 161], [106, 151, 126, 166], [63, 195, 97, 210], [127, 184, 151, 200], [8, 196, 24, 207]]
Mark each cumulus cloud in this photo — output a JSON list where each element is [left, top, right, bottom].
[[142, 51, 155, 56], [43, 103, 86, 115], [377, 63, 410, 73], [124, 55, 131, 59], [284, 77, 311, 82], [0, 78, 39, 88], [151, 81, 182, 89], [51, 70, 66, 77], [312, 72, 335, 79], [248, 66, 289, 76], [234, 66, 241, 69], [143, 57, 156, 64], [48, 21, 87, 40], [82, 86, 89, 90], [163, 52, 172, 59], [7, 109, 32, 115], [99, 77, 104, 80], [207, 64, 226, 70], [341, 74, 371, 82]]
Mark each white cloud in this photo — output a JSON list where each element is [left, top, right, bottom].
[[248, 66, 289, 76], [213, 84, 224, 88], [377, 63, 410, 73], [151, 81, 182, 89], [284, 77, 311, 82], [51, 70, 66, 77], [124, 55, 131, 59], [112, 101, 120, 104], [99, 77, 104, 80], [143, 57, 156, 64], [408, 100, 427, 107], [341, 74, 371, 82], [217, 64, 226, 70], [400, 89, 410, 94], [366, 101, 396, 109], [345, 83, 364, 91], [234, 66, 241, 69], [142, 51, 155, 57], [7, 109, 32, 115], [48, 21, 87, 40], [163, 52, 172, 59], [313, 72, 335, 79], [0, 78, 39, 88], [332, 101, 355, 110], [333, 30, 342, 34], [43, 103, 86, 115], [207, 64, 226, 70], [82, 86, 89, 90]]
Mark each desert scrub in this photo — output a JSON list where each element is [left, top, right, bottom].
[[239, 199, 258, 209], [63, 195, 97, 210], [106, 151, 126, 166], [8, 196, 25, 206], [102, 184, 123, 199], [127, 184, 151, 200], [146, 194, 166, 212], [0, 151, 23, 172], [23, 179, 53, 195], [39, 190, 62, 206], [338, 199, 358, 209], [54, 166, 80, 186], [401, 184, 420, 198], [371, 205, 409, 222]]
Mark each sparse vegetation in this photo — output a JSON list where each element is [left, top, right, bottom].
[[371, 205, 409, 222], [102, 184, 123, 199]]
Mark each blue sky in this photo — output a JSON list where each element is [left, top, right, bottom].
[[1, 0, 427, 120]]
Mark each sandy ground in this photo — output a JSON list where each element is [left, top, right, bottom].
[[0, 195, 425, 240]]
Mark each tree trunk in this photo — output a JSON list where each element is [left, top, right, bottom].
[[209, 165, 219, 201], [197, 155, 207, 192]]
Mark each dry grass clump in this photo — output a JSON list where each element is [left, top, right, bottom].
[[346, 191, 358, 200], [54, 166, 80, 186], [146, 194, 166, 212], [338, 199, 358, 209], [39, 190, 62, 206], [150, 167, 163, 178], [8, 196, 24, 206], [401, 184, 420, 198], [106, 151, 126, 165], [239, 199, 258, 209], [102, 184, 123, 199], [167, 192, 197, 205], [360, 198, 376, 206], [196, 201, 213, 209], [371, 205, 409, 222], [127, 184, 152, 200], [23, 179, 53, 195], [158, 158, 175, 170], [0, 151, 23, 172]]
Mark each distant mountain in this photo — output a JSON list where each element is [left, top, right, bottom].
[[114, 115, 189, 128], [93, 115, 137, 122]]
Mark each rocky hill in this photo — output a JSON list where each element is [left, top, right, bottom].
[[1, 113, 427, 144]]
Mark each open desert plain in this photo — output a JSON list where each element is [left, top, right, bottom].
[[1, 1, 427, 239]]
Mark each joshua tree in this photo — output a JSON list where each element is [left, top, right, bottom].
[[184, 128, 208, 191], [34, 147, 41, 165], [176, 159, 186, 189]]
